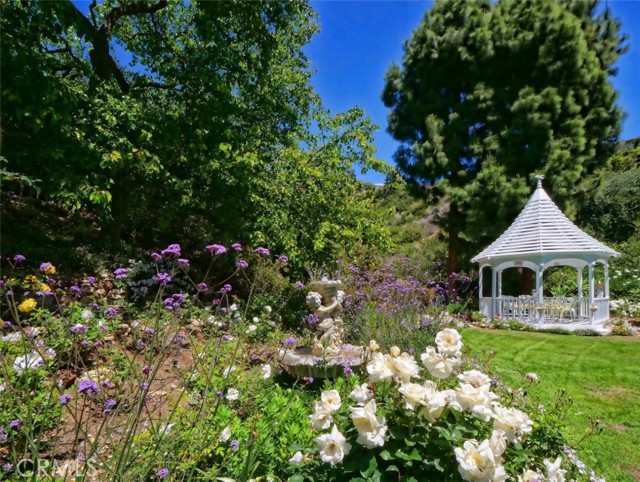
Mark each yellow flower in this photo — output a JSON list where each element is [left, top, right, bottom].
[[18, 298, 38, 314], [25, 275, 39, 285], [40, 284, 51, 292], [41, 263, 56, 275]]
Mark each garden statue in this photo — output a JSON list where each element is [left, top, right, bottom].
[[306, 279, 345, 356], [279, 277, 365, 378]]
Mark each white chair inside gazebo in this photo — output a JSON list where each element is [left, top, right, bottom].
[[472, 176, 619, 328]]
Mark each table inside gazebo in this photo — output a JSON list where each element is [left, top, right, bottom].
[[479, 296, 610, 323]]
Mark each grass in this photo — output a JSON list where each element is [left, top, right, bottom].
[[462, 328, 640, 482]]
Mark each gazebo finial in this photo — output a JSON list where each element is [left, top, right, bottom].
[[535, 174, 544, 188]]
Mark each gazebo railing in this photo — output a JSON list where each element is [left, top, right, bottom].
[[480, 296, 609, 324]]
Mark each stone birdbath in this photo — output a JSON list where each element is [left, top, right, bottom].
[[279, 278, 365, 379]]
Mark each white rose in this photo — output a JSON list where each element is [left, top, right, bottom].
[[261, 364, 271, 379], [252, 317, 260, 323], [421, 346, 459, 379], [454, 439, 508, 482], [315, 425, 351, 465], [367, 352, 393, 382], [219, 425, 231, 442], [456, 383, 499, 422], [349, 383, 373, 404], [289, 451, 304, 465], [225, 388, 239, 401], [441, 389, 464, 412], [321, 390, 341, 413], [435, 328, 463, 356], [544, 457, 567, 482], [349, 399, 388, 449], [418, 384, 449, 422], [489, 429, 508, 457], [246, 324, 257, 333], [398, 383, 429, 410], [492, 404, 533, 442], [458, 370, 491, 388], [389, 352, 421, 383], [518, 469, 545, 482], [310, 402, 334, 430], [223, 366, 236, 377], [264, 305, 272, 314]]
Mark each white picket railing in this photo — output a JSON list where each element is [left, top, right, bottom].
[[479, 296, 610, 324]]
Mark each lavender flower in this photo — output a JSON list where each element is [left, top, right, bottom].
[[103, 398, 117, 413], [277, 255, 289, 263], [282, 336, 297, 347], [39, 262, 54, 273], [114, 268, 132, 280], [70, 323, 87, 334], [9, 419, 23, 430], [94, 341, 104, 348], [140, 382, 150, 391], [219, 284, 232, 294], [154, 273, 171, 285], [295, 281, 304, 290], [151, 252, 162, 261], [59, 394, 73, 405], [13, 254, 25, 264], [178, 258, 190, 267], [206, 244, 227, 256], [196, 282, 208, 291], [236, 260, 248, 269], [70, 285, 82, 298], [85, 276, 97, 284], [231, 242, 242, 252], [2, 463, 12, 473], [161, 243, 181, 257], [254, 247, 270, 256], [157, 468, 169, 479], [230, 440, 240, 450], [77, 379, 100, 395]]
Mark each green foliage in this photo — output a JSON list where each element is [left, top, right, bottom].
[[0, 1, 391, 271], [383, 0, 627, 269]]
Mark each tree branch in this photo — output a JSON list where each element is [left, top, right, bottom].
[[101, 0, 168, 37]]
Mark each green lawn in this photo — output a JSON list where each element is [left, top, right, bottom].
[[462, 328, 640, 482]]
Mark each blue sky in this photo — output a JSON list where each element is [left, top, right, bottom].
[[304, 1, 640, 184]]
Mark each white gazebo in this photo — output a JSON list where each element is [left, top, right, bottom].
[[472, 176, 619, 327]]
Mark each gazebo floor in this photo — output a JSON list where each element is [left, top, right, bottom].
[[519, 320, 611, 335]]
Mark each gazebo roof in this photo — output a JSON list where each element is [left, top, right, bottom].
[[472, 177, 619, 264]]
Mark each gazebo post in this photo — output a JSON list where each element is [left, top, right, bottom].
[[497, 269, 503, 317], [491, 267, 497, 318], [604, 263, 610, 299], [588, 262, 595, 324], [536, 264, 545, 323], [577, 268, 583, 319]]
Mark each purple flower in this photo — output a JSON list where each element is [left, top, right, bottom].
[[295, 281, 304, 290], [222, 334, 231, 342], [206, 244, 227, 256], [142, 365, 151, 374], [9, 419, 23, 430], [277, 255, 289, 264], [85, 276, 97, 285], [70, 324, 87, 334], [103, 399, 117, 410], [102, 380, 114, 389], [2, 463, 12, 473], [342, 364, 355, 377], [196, 282, 208, 291], [151, 252, 162, 261], [70, 285, 82, 298], [230, 440, 240, 450], [163, 293, 186, 311], [0, 280, 5, 288], [77, 379, 100, 395], [236, 260, 248, 269], [161, 243, 181, 257], [231, 242, 242, 252], [211, 298, 220, 306], [140, 382, 150, 391], [178, 258, 190, 267], [93, 341, 104, 348], [154, 273, 171, 285], [282, 336, 297, 347], [59, 394, 73, 405], [144, 327, 155, 336], [114, 268, 132, 280], [39, 262, 54, 273], [13, 254, 25, 264], [303, 377, 314, 385], [0, 426, 6, 441], [157, 468, 169, 479], [219, 284, 232, 294], [254, 247, 270, 256], [80, 340, 89, 347]]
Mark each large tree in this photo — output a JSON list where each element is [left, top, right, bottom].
[[1, 0, 391, 268], [383, 0, 627, 273]]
